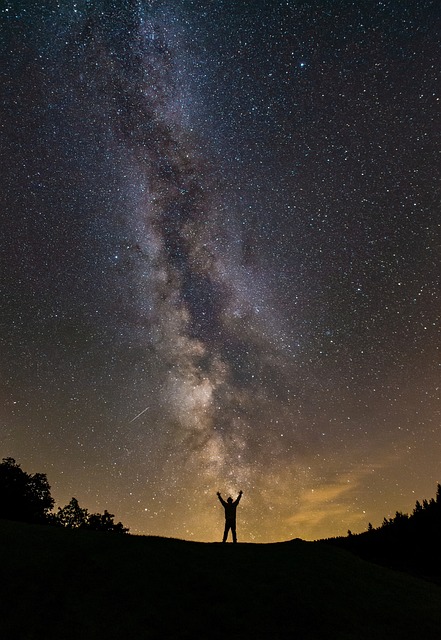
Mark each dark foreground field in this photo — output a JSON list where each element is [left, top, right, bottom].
[[1, 521, 441, 640]]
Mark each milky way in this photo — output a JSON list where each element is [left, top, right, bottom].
[[1, 1, 440, 541]]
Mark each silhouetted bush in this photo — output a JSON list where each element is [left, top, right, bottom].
[[87, 510, 128, 533], [0, 458, 128, 533], [0, 457, 54, 524], [53, 498, 129, 533], [54, 497, 90, 529]]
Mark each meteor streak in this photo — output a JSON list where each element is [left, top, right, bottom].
[[129, 406, 150, 424]]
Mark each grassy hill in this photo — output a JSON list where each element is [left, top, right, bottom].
[[325, 495, 441, 585], [1, 520, 441, 639]]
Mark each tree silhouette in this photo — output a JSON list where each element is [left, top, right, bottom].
[[0, 457, 54, 523], [326, 483, 441, 580], [88, 510, 129, 533], [413, 500, 423, 515], [54, 499, 129, 533], [55, 497, 89, 529], [0, 458, 128, 533]]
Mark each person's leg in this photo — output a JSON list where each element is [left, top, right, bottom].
[[222, 522, 229, 542], [232, 523, 237, 543]]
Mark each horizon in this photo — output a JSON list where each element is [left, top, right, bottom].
[[2, 1, 440, 544]]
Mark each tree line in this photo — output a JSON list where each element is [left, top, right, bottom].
[[326, 483, 441, 581], [0, 457, 128, 533]]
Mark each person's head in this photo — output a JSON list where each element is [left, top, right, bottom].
[[227, 496, 233, 503]]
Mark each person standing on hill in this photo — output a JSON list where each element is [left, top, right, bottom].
[[217, 490, 243, 543]]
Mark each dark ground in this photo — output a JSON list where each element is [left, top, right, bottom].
[[1, 520, 440, 639]]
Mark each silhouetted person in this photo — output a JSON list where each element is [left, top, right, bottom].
[[217, 490, 243, 543]]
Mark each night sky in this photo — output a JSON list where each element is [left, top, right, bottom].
[[1, 0, 440, 542]]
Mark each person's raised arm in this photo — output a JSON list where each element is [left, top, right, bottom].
[[234, 490, 243, 505], [217, 491, 227, 507]]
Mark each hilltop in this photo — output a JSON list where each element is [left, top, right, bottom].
[[325, 483, 441, 584], [1, 520, 440, 639]]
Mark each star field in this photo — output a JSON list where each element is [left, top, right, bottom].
[[1, 0, 440, 541]]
